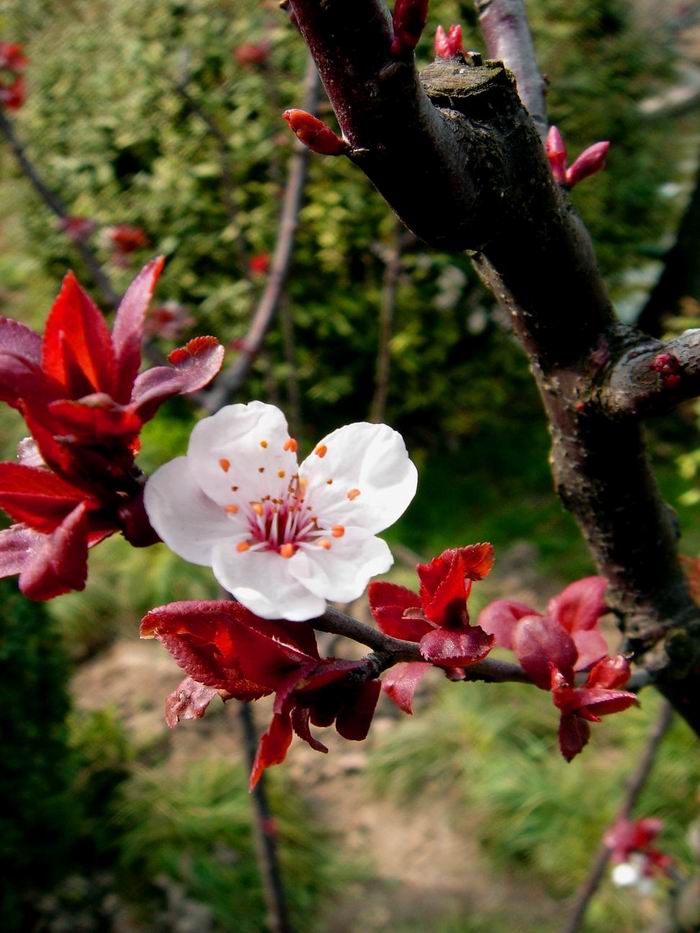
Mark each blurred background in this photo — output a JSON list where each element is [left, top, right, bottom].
[[0, 0, 699, 930]]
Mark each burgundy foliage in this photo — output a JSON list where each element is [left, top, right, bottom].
[[434, 24, 463, 59], [282, 109, 348, 156], [0, 259, 224, 598], [604, 817, 673, 876], [141, 600, 381, 788], [0, 41, 26, 111], [545, 126, 609, 188], [390, 0, 429, 56]]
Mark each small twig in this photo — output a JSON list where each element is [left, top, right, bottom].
[[474, 0, 548, 140], [238, 703, 293, 933], [369, 222, 404, 424], [203, 54, 320, 410], [562, 700, 674, 933], [279, 294, 302, 435], [0, 107, 120, 308]]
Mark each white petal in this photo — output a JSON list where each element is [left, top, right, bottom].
[[144, 457, 238, 565], [289, 528, 393, 603], [211, 543, 326, 621], [187, 401, 299, 508], [299, 422, 417, 534]]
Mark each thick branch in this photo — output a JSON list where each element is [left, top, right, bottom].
[[203, 54, 319, 410], [562, 701, 674, 933], [0, 108, 120, 309], [474, 0, 548, 139]]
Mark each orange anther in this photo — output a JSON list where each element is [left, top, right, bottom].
[[219, 458, 230, 472], [315, 444, 327, 458], [225, 504, 239, 514], [347, 488, 361, 501], [278, 470, 286, 479], [251, 502, 264, 516], [258, 466, 265, 473], [280, 543, 295, 559], [283, 438, 298, 452], [326, 478, 333, 485], [318, 538, 332, 550], [236, 541, 250, 553], [260, 440, 268, 448], [331, 525, 345, 538]]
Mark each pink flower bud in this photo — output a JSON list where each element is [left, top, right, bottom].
[[565, 141, 610, 188], [545, 126, 568, 184], [249, 252, 270, 276], [390, 0, 429, 56], [282, 109, 348, 156], [435, 24, 463, 59], [234, 42, 270, 67]]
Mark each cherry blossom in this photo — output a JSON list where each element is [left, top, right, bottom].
[[144, 402, 417, 621]]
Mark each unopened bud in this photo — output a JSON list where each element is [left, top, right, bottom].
[[650, 351, 682, 389], [435, 24, 463, 59], [390, 0, 429, 57], [565, 141, 610, 188], [234, 42, 270, 67], [282, 109, 348, 156], [545, 125, 568, 184]]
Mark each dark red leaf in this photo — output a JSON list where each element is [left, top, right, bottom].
[[131, 335, 224, 420], [335, 679, 381, 741], [18, 502, 89, 600], [382, 661, 431, 714], [513, 615, 577, 689], [419, 624, 494, 666], [558, 713, 590, 761], [111, 257, 165, 402], [0, 316, 45, 408], [291, 705, 328, 753], [165, 677, 220, 728], [548, 576, 608, 633], [570, 686, 637, 717], [0, 462, 90, 532], [47, 396, 143, 442], [249, 710, 294, 790], [117, 491, 160, 547], [586, 654, 631, 689], [419, 550, 470, 627], [458, 543, 495, 580], [478, 599, 535, 649], [572, 628, 609, 672], [368, 581, 428, 641], [42, 272, 117, 397]]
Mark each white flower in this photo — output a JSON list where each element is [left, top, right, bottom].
[[144, 401, 418, 621]]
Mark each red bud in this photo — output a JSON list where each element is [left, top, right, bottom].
[[565, 141, 610, 188], [282, 109, 348, 156], [390, 0, 429, 56], [545, 126, 568, 184], [435, 24, 463, 59]]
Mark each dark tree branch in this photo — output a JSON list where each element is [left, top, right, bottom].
[[474, 0, 548, 140], [238, 703, 292, 933], [286, 0, 700, 737], [203, 54, 320, 409], [0, 108, 120, 309], [562, 701, 674, 933]]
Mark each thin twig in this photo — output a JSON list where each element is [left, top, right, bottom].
[[474, 0, 548, 140], [369, 222, 404, 423], [203, 54, 320, 410], [0, 108, 120, 308], [238, 702, 293, 933], [562, 700, 674, 933], [279, 294, 302, 435]]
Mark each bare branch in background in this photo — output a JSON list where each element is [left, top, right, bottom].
[[204, 54, 320, 410], [562, 701, 674, 933], [369, 222, 405, 424], [0, 108, 120, 308], [474, 0, 549, 140], [279, 294, 302, 435]]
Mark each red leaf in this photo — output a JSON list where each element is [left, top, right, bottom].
[[367, 581, 426, 640], [549, 576, 608, 633], [513, 615, 577, 689], [586, 654, 631, 689], [336, 679, 381, 741], [478, 599, 535, 649], [0, 317, 44, 408], [382, 661, 431, 714], [391, 0, 429, 54], [18, 502, 89, 600], [419, 624, 494, 667], [47, 396, 143, 442], [111, 257, 165, 402], [558, 713, 590, 761], [291, 706, 328, 753], [165, 677, 220, 728], [0, 462, 89, 532], [42, 272, 117, 397], [458, 543, 495, 580], [249, 710, 294, 790], [571, 687, 637, 717], [0, 523, 36, 578], [131, 336, 224, 420], [565, 141, 609, 188], [419, 550, 470, 627], [282, 110, 348, 156], [572, 628, 609, 672]]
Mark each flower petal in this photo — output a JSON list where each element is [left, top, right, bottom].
[[111, 257, 165, 402], [299, 422, 417, 534], [288, 528, 393, 603], [186, 401, 298, 507], [382, 661, 432, 714], [144, 457, 235, 565], [211, 545, 326, 621], [478, 599, 536, 649]]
